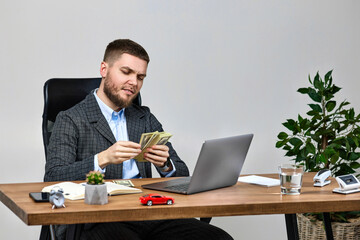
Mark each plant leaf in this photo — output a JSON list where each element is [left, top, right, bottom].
[[307, 110, 320, 116], [308, 89, 322, 103], [316, 154, 327, 164], [349, 108, 355, 120], [300, 119, 311, 130], [349, 152, 360, 161], [276, 139, 289, 148], [324, 70, 333, 85], [338, 163, 356, 175], [324, 147, 337, 157], [324, 92, 334, 101], [309, 104, 322, 112], [330, 152, 339, 164], [285, 150, 296, 157], [277, 132, 288, 140], [289, 137, 302, 147], [325, 101, 336, 112], [283, 145, 291, 151], [330, 85, 341, 95], [298, 88, 309, 94], [298, 114, 304, 123], [313, 72, 321, 89], [331, 121, 340, 130], [305, 143, 316, 154], [283, 119, 296, 131], [353, 136, 359, 148], [338, 100, 350, 110], [350, 162, 360, 169]]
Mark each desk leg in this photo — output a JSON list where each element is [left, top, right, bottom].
[[285, 214, 299, 240], [49, 225, 56, 240], [322, 212, 334, 240]]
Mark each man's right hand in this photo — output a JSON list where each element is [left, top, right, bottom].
[[98, 141, 141, 169]]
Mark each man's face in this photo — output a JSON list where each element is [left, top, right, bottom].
[[100, 53, 147, 110]]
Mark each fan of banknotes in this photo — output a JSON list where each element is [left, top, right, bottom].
[[134, 131, 172, 162]]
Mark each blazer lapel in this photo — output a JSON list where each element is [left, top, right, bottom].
[[84, 93, 116, 144], [126, 106, 145, 143], [84, 93, 123, 179]]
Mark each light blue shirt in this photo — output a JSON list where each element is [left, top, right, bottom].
[[93, 90, 175, 178]]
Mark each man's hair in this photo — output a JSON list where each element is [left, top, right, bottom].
[[103, 39, 150, 65]]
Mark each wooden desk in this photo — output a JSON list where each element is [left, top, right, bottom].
[[1, 173, 360, 238]]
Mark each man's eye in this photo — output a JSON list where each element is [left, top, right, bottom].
[[121, 69, 130, 74], [137, 76, 144, 81]]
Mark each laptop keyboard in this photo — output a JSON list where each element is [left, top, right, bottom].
[[164, 183, 189, 192]]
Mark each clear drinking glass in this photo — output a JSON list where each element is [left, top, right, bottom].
[[279, 164, 304, 195]]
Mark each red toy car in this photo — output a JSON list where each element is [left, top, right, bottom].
[[139, 194, 175, 206]]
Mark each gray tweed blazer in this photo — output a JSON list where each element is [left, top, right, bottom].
[[44, 92, 189, 182]]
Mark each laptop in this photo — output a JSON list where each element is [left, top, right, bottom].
[[142, 134, 253, 194]]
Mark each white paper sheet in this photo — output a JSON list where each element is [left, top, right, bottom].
[[238, 175, 280, 187]]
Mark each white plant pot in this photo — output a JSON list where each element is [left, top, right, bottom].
[[84, 184, 108, 205]]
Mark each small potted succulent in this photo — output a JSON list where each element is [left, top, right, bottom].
[[84, 171, 108, 205], [276, 70, 360, 239]]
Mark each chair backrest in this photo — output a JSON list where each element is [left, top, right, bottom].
[[42, 78, 141, 159]]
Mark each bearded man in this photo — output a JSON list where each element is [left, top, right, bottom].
[[44, 39, 233, 240]]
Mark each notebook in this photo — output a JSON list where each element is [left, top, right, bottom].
[[142, 134, 253, 194]]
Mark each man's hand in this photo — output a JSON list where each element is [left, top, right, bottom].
[[144, 145, 171, 170], [98, 141, 141, 169]]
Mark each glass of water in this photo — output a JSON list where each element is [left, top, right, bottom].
[[279, 164, 304, 195]]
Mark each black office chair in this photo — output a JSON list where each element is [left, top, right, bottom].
[[42, 78, 142, 160], [40, 78, 141, 240]]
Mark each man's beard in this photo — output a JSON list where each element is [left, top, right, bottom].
[[103, 76, 137, 110]]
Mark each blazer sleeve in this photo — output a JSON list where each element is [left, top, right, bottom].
[[44, 111, 95, 182]]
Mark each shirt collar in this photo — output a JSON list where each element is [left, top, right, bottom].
[[93, 89, 125, 123]]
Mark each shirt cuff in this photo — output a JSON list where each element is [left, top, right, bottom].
[[159, 159, 176, 177], [94, 154, 106, 173]]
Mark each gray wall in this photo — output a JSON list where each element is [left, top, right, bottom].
[[1, 1, 359, 239]]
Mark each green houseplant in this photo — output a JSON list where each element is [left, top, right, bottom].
[[84, 171, 108, 205], [276, 70, 360, 239], [276, 70, 360, 177]]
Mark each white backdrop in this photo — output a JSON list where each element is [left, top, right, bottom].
[[1, 1, 360, 239]]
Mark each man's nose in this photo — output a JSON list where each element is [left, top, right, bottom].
[[128, 74, 138, 86]]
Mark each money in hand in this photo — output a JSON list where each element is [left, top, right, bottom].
[[135, 131, 172, 162]]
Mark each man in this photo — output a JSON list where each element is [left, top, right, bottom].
[[45, 39, 233, 240]]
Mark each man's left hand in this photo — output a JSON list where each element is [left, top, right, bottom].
[[144, 145, 171, 170]]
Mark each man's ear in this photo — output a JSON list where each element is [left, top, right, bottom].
[[100, 61, 108, 78]]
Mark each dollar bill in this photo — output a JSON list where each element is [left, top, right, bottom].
[[112, 180, 135, 187], [157, 134, 172, 145], [140, 131, 159, 150], [135, 131, 173, 162]]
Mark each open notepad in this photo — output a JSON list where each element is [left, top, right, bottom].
[[42, 182, 142, 200]]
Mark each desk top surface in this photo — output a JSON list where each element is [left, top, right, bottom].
[[1, 173, 360, 225]]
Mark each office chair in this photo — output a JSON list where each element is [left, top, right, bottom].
[[40, 77, 141, 240], [42, 77, 142, 160]]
